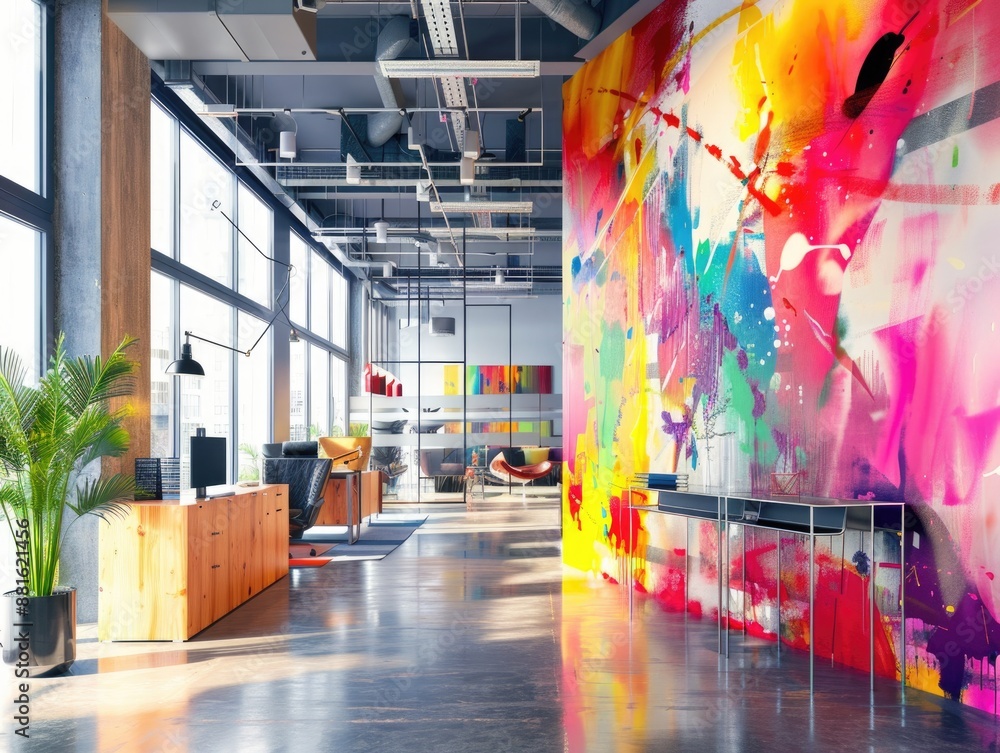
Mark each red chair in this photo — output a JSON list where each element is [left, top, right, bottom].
[[489, 452, 553, 499]]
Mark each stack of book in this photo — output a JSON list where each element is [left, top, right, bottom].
[[634, 472, 689, 490]]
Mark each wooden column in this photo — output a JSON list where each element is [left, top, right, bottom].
[[101, 0, 150, 468]]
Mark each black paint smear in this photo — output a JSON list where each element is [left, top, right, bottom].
[[842, 12, 918, 119]]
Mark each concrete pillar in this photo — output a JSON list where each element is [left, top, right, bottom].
[[52, 0, 151, 624], [53, 0, 104, 624]]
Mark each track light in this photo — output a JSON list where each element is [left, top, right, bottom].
[[289, 327, 301, 344], [374, 220, 389, 244], [495, 267, 505, 285]]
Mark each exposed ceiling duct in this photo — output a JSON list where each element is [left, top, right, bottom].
[[527, 0, 601, 41], [108, 0, 319, 61], [368, 16, 412, 147]]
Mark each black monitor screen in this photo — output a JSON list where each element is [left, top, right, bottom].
[[190, 435, 227, 492]]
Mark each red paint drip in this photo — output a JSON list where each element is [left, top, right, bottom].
[[706, 144, 722, 159], [775, 161, 795, 176], [988, 184, 1000, 204], [686, 126, 702, 142], [987, 572, 995, 581], [635, 138, 643, 162]]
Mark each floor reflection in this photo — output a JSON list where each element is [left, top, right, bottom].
[[5, 501, 999, 752]]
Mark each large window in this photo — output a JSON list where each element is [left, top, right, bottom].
[[237, 310, 270, 478], [150, 271, 175, 457], [331, 269, 348, 348], [1, 0, 48, 381], [289, 232, 309, 327], [150, 96, 353, 465], [150, 103, 175, 256], [331, 356, 347, 434], [0, 213, 41, 380], [310, 251, 330, 340], [309, 344, 329, 437], [179, 131, 233, 286], [289, 344, 307, 441], [237, 184, 271, 305], [0, 0, 42, 194], [179, 287, 233, 477]]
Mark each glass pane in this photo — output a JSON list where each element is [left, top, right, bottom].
[[150, 103, 174, 256], [150, 271, 175, 457], [0, 213, 40, 381], [289, 342, 307, 441], [179, 286, 233, 485], [237, 183, 271, 305], [331, 356, 347, 435], [179, 131, 233, 287], [289, 233, 308, 327], [330, 269, 348, 348], [310, 252, 330, 339], [237, 310, 270, 480], [309, 344, 329, 438], [0, 0, 41, 192]]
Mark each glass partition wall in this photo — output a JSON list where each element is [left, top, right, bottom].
[[357, 286, 562, 503]]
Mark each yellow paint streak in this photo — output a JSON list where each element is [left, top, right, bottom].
[[951, 0, 986, 26], [731, 1, 770, 139]]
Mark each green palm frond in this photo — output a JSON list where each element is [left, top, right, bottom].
[[62, 335, 138, 412], [69, 473, 135, 518], [0, 334, 138, 597]]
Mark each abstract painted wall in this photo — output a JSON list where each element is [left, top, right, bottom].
[[563, 0, 1000, 712]]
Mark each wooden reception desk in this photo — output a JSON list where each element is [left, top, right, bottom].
[[98, 484, 289, 641]]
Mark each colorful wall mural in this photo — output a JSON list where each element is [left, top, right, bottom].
[[563, 0, 1000, 713]]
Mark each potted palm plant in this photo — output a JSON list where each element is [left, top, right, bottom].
[[0, 334, 137, 676]]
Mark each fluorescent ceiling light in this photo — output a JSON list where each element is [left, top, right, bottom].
[[426, 227, 544, 238], [378, 59, 541, 79], [430, 201, 533, 214], [202, 103, 238, 118]]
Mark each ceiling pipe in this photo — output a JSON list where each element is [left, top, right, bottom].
[[527, 0, 601, 40], [368, 16, 411, 147]]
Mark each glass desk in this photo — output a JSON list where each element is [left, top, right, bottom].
[[625, 484, 905, 695]]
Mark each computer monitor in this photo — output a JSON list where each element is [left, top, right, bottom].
[[189, 433, 228, 498]]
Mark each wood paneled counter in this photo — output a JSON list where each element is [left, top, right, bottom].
[[98, 484, 289, 641]]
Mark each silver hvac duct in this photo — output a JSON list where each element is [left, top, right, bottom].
[[528, 0, 601, 40], [368, 16, 411, 147]]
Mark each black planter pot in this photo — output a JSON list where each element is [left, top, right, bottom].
[[2, 587, 76, 677]]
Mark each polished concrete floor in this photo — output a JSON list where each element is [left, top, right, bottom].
[[5, 499, 999, 752]]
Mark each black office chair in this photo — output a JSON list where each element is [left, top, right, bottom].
[[263, 457, 332, 539]]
